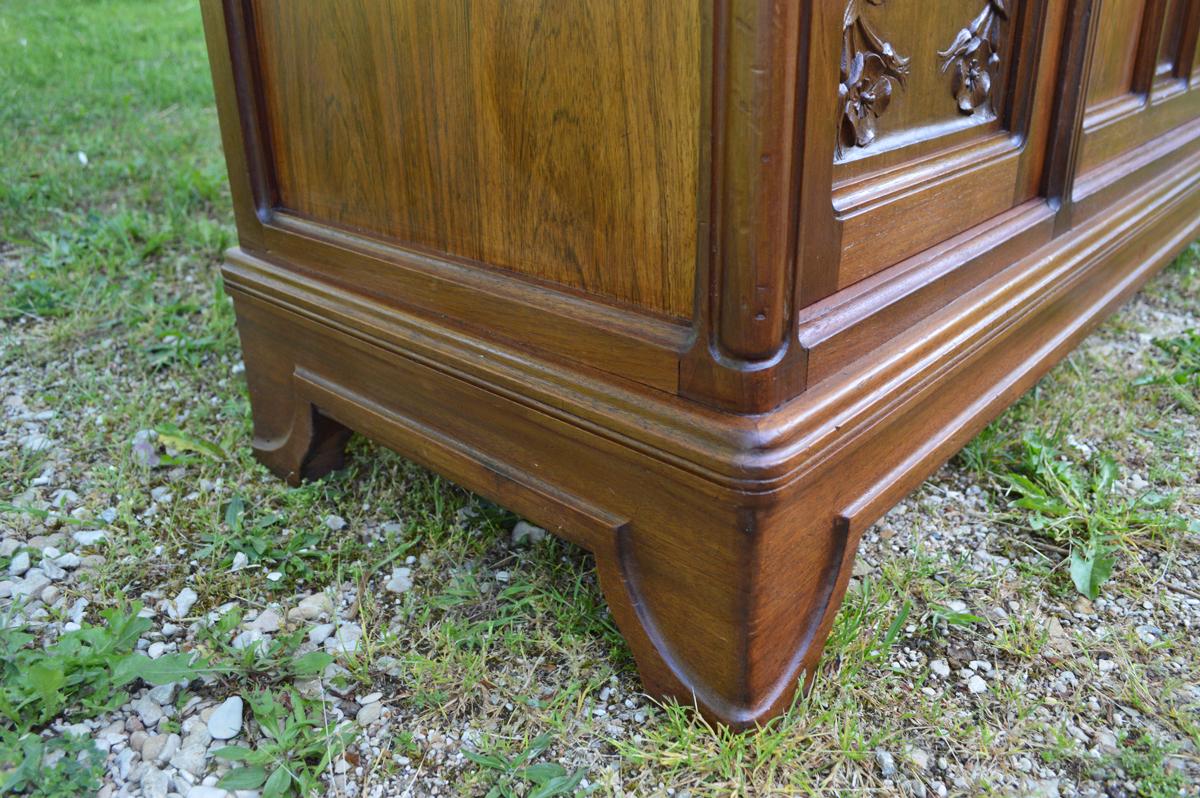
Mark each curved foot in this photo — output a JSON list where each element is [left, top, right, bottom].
[[589, 498, 860, 729], [233, 297, 351, 485]]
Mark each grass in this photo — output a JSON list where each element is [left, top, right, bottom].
[[1, 1, 1198, 796]]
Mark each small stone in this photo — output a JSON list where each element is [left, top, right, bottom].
[[231, 630, 265, 652], [358, 691, 383, 705], [149, 682, 178, 705], [266, 571, 283, 582], [72, 529, 108, 546], [248, 608, 282, 633], [12, 570, 50, 599], [229, 552, 249, 572], [8, 551, 30, 576], [148, 641, 167, 659], [40, 585, 61, 605], [19, 433, 53, 452], [143, 733, 181, 765], [115, 747, 137, 780], [169, 587, 199, 620], [385, 567, 413, 594], [187, 787, 230, 798], [356, 701, 383, 726], [324, 514, 347, 531], [52, 552, 81, 569], [309, 623, 335, 645], [875, 749, 897, 779], [170, 743, 208, 777], [930, 659, 951, 678], [141, 766, 171, 798], [291, 592, 334, 622], [510, 521, 547, 547], [906, 747, 930, 771], [325, 624, 362, 654], [133, 693, 166, 727], [41, 559, 66, 581], [967, 674, 988, 694], [207, 696, 244, 740], [295, 677, 324, 700], [1093, 728, 1118, 755], [130, 730, 149, 753]]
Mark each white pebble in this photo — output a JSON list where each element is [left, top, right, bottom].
[[169, 587, 198, 620], [385, 567, 413, 594], [511, 521, 547, 547], [207, 696, 244, 740], [356, 701, 383, 726], [8, 551, 30, 577]]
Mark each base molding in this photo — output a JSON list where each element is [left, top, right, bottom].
[[225, 142, 1200, 726]]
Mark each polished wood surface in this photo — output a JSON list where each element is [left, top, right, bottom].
[[251, 0, 702, 319], [203, 0, 1200, 727], [1085, 0, 1146, 107]]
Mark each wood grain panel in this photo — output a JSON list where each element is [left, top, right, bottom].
[[1084, 0, 1146, 107], [249, 0, 701, 319]]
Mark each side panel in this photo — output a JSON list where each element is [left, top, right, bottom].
[[248, 1, 702, 320]]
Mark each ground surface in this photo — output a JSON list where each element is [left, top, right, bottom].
[[1, 2, 1199, 797]]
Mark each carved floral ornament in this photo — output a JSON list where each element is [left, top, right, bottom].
[[837, 0, 1010, 159], [939, 0, 1009, 114], [837, 0, 911, 158]]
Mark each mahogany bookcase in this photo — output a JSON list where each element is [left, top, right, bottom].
[[202, 0, 1200, 726]]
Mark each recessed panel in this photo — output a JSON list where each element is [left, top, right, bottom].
[[1156, 0, 1185, 79], [1084, 0, 1146, 108], [249, 1, 701, 319]]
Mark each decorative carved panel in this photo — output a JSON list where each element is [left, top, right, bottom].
[[834, 0, 1018, 164]]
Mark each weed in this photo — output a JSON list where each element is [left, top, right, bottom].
[[996, 430, 1193, 598], [215, 689, 354, 797], [1134, 329, 1200, 413], [463, 733, 588, 798]]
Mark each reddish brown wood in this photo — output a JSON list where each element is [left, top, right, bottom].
[[202, 0, 1200, 727]]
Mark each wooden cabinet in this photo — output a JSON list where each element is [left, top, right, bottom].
[[202, 0, 1200, 727]]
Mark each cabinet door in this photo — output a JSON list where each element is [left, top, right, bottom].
[[1074, 0, 1200, 199], [800, 0, 1062, 299]]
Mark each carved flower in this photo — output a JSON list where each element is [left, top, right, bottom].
[[840, 51, 894, 149], [952, 55, 992, 113], [837, 0, 910, 157], [939, 0, 1007, 115]]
